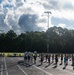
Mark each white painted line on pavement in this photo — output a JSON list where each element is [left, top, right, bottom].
[[18, 57, 74, 75], [11, 58, 28, 75], [18, 57, 23, 60], [18, 57, 53, 75], [33, 65, 53, 75], [58, 67, 74, 75], [1, 58, 3, 62], [4, 57, 8, 75], [1, 65, 3, 75], [10, 58, 14, 61], [17, 65, 27, 75]]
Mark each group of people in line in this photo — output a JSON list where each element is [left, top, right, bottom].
[[24, 52, 74, 70], [24, 51, 37, 64]]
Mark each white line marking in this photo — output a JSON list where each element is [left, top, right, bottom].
[[18, 58, 23, 60], [11, 58, 27, 75], [11, 58, 27, 74], [10, 58, 14, 61], [33, 65, 53, 75], [1, 58, 3, 62], [18, 57, 53, 75], [1, 65, 3, 75], [18, 57, 74, 75], [58, 67, 74, 75], [17, 65, 27, 75], [4, 57, 8, 75]]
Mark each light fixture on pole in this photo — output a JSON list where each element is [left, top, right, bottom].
[[44, 11, 52, 53]]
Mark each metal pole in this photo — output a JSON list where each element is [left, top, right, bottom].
[[44, 11, 51, 53], [48, 13, 49, 29], [24, 31, 27, 51]]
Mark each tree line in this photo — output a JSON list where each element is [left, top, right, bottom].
[[0, 26, 74, 53]]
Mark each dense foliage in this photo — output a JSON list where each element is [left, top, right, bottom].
[[0, 26, 74, 53]]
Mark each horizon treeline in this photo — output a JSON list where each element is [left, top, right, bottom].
[[0, 26, 74, 53]]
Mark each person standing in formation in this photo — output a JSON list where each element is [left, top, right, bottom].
[[45, 54, 48, 62], [60, 54, 63, 65], [41, 53, 44, 65], [72, 54, 74, 70], [48, 54, 51, 65], [63, 54, 67, 69], [55, 54, 58, 67]]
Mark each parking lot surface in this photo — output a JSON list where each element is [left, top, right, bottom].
[[0, 57, 74, 75]]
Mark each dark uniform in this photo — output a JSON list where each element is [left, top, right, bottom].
[[41, 53, 44, 65], [48, 54, 51, 65], [55, 54, 58, 67], [60, 54, 63, 65], [34, 54, 37, 64], [72, 55, 74, 70], [45, 54, 48, 62]]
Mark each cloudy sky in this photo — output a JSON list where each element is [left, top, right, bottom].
[[0, 0, 74, 34]]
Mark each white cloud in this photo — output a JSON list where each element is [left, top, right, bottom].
[[0, 4, 4, 14], [52, 9, 74, 20], [57, 23, 66, 28], [0, 0, 74, 34], [67, 26, 74, 30]]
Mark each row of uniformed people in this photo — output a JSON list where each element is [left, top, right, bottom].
[[24, 52, 74, 70], [45, 54, 74, 70], [41, 54, 74, 70], [24, 51, 37, 64]]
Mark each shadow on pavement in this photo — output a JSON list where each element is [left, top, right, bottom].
[[52, 65, 57, 69], [17, 60, 34, 67], [37, 64, 42, 67], [45, 64, 50, 68]]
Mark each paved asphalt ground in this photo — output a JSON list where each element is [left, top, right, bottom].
[[0, 57, 74, 75]]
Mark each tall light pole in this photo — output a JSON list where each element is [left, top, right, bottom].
[[44, 11, 52, 53], [24, 31, 27, 51]]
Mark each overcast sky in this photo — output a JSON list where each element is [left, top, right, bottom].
[[0, 0, 74, 34]]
